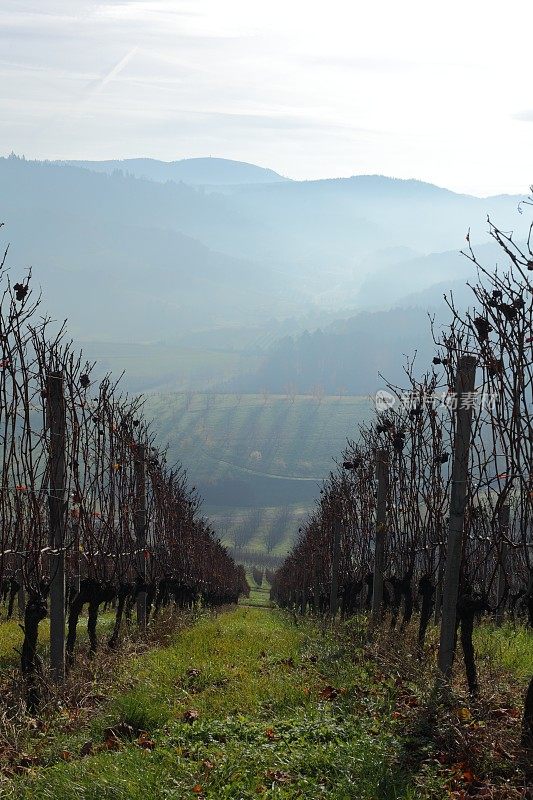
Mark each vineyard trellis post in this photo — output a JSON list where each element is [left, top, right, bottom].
[[495, 503, 510, 626], [437, 355, 476, 684], [433, 546, 444, 624], [372, 448, 389, 621], [134, 443, 147, 629], [16, 554, 25, 618], [48, 371, 66, 682], [313, 552, 320, 613], [329, 516, 341, 615]]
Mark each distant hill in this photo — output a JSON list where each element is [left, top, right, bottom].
[[61, 157, 288, 186], [0, 154, 528, 351], [354, 239, 508, 309], [228, 306, 445, 396], [0, 156, 293, 340], [225, 175, 527, 256]]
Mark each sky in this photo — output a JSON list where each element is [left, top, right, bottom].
[[1, 0, 533, 196]]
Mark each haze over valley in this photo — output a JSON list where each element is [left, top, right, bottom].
[[1, 152, 529, 554]]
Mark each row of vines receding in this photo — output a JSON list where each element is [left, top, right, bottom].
[[0, 225, 248, 710], [270, 199, 533, 748]]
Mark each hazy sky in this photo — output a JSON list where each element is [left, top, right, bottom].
[[1, 0, 532, 195]]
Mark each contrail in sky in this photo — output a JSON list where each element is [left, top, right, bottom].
[[36, 46, 140, 136], [89, 47, 139, 96]]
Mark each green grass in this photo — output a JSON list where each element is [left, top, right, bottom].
[[474, 620, 533, 679], [240, 569, 273, 607], [4, 609, 445, 800], [0, 612, 115, 669]]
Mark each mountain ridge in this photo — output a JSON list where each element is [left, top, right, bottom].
[[59, 156, 289, 186]]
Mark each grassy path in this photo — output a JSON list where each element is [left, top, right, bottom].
[[5, 608, 434, 800]]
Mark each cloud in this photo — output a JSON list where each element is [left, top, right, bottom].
[[302, 55, 422, 72], [513, 110, 533, 122], [302, 55, 480, 73]]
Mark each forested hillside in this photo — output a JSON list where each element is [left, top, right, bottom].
[[2, 155, 528, 348]]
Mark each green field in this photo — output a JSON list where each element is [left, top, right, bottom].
[[77, 341, 263, 393], [143, 393, 374, 554]]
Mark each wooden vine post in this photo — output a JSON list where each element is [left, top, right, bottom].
[[329, 516, 342, 616], [48, 371, 66, 682], [313, 552, 320, 613], [495, 503, 509, 626], [16, 554, 26, 618], [437, 355, 476, 684], [372, 448, 389, 621], [134, 443, 147, 629]]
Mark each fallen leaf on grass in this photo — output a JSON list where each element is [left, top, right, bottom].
[[318, 685, 342, 701], [136, 732, 156, 750], [103, 735, 121, 751], [455, 707, 472, 723], [59, 750, 73, 761], [265, 769, 292, 784], [183, 709, 199, 724], [489, 707, 520, 720], [80, 741, 93, 757], [461, 767, 474, 783], [280, 657, 294, 667], [104, 722, 135, 741], [450, 762, 476, 784], [8, 754, 39, 774], [192, 784, 203, 794]]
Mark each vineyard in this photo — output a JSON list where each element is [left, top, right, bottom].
[[0, 204, 532, 797], [143, 391, 373, 555], [0, 231, 247, 710], [271, 207, 533, 749]]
